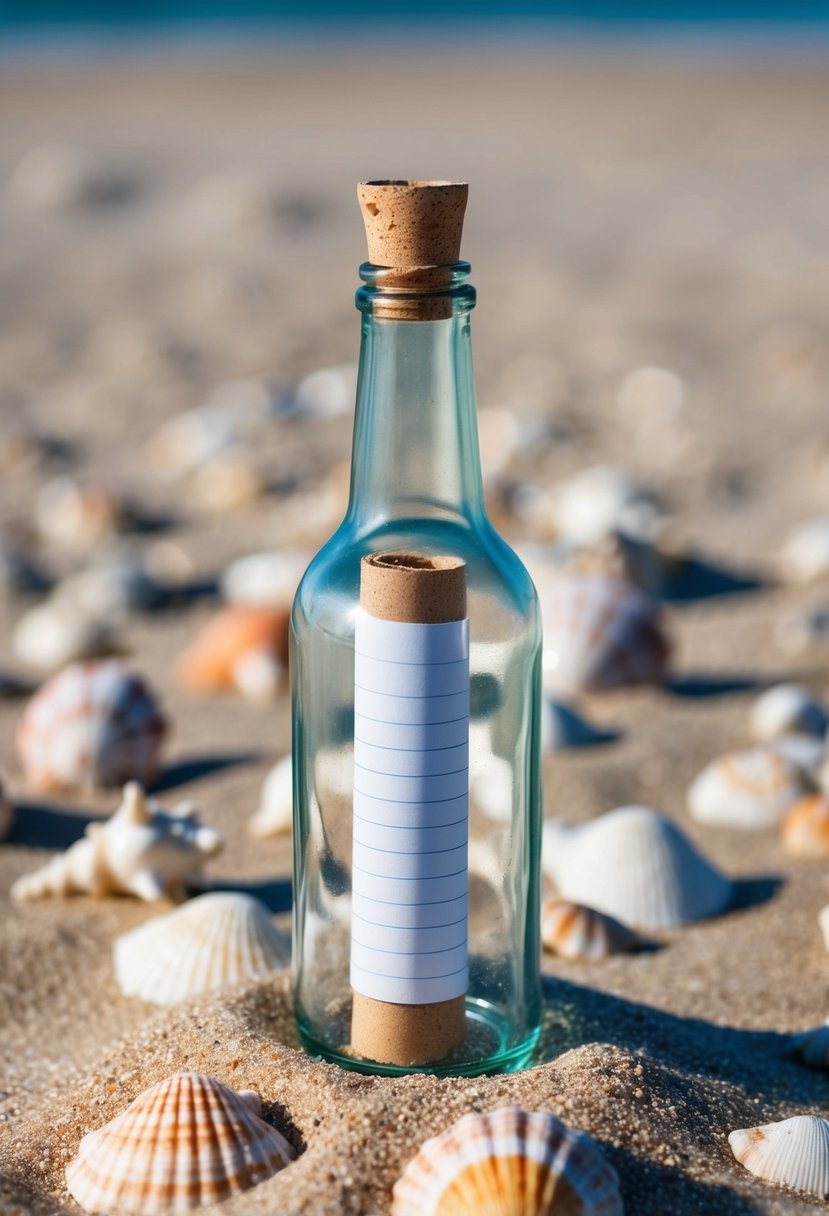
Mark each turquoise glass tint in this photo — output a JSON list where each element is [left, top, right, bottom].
[[291, 262, 542, 1075]]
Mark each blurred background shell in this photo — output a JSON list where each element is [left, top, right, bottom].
[[687, 746, 811, 830], [541, 899, 638, 961], [248, 755, 293, 838], [177, 605, 289, 701]]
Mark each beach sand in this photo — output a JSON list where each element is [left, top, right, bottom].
[[2, 46, 829, 1213]]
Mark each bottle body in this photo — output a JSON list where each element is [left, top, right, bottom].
[[291, 276, 542, 1076]]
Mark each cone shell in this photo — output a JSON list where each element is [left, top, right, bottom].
[[65, 1070, 294, 1214], [792, 1022, 829, 1070], [177, 605, 289, 696], [113, 892, 289, 1005], [542, 573, 668, 694], [781, 794, 829, 858], [687, 746, 810, 830], [541, 899, 638, 961], [729, 1115, 829, 1197], [542, 806, 731, 931], [16, 659, 166, 792], [391, 1106, 622, 1216]]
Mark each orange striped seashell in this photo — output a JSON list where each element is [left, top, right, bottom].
[[541, 899, 638, 961], [177, 605, 290, 699], [781, 794, 829, 858], [65, 1071, 294, 1214]]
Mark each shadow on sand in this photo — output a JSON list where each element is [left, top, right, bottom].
[[191, 874, 293, 915], [154, 751, 260, 792], [8, 801, 105, 850]]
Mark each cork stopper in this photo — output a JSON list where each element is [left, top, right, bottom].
[[358, 181, 468, 269]]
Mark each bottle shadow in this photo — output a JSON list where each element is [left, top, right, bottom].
[[8, 801, 105, 850], [153, 752, 261, 792]]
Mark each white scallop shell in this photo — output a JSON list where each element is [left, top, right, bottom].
[[729, 1116, 829, 1197], [391, 1105, 622, 1216], [66, 1070, 294, 1214], [687, 746, 810, 830], [542, 573, 668, 693], [792, 1021, 829, 1070], [248, 756, 293, 838], [550, 464, 667, 545], [114, 892, 289, 1004], [780, 515, 829, 583], [221, 551, 310, 607], [13, 599, 118, 672], [542, 806, 731, 930], [750, 684, 829, 742], [11, 781, 222, 903], [541, 899, 638, 960], [16, 659, 166, 792]]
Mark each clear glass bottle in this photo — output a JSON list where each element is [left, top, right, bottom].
[[291, 181, 542, 1076]]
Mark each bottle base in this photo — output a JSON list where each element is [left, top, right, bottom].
[[296, 996, 541, 1078]]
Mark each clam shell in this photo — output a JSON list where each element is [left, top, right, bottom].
[[781, 794, 829, 858], [391, 1105, 622, 1216], [177, 606, 289, 698], [114, 892, 289, 1004], [248, 756, 293, 839], [542, 806, 731, 930], [687, 746, 810, 830], [729, 1115, 829, 1197], [65, 1070, 294, 1214], [541, 899, 638, 960], [16, 659, 166, 792], [750, 684, 829, 743], [792, 1021, 829, 1070], [542, 573, 668, 694]]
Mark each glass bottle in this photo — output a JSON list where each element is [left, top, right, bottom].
[[291, 180, 542, 1077]]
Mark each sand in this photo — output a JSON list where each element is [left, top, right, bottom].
[[2, 44, 829, 1214]]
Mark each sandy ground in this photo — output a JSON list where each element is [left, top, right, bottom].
[[1, 45, 829, 1214]]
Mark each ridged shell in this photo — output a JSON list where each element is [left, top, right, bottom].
[[65, 1070, 294, 1214], [16, 659, 166, 791], [542, 574, 668, 694], [541, 899, 638, 961], [542, 806, 731, 930], [687, 746, 810, 830], [177, 605, 289, 698], [791, 1021, 829, 1070], [114, 892, 289, 1004], [729, 1116, 829, 1197], [248, 756, 292, 839], [750, 684, 829, 742], [391, 1106, 622, 1216], [781, 795, 829, 858]]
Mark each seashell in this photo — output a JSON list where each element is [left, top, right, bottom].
[[9, 144, 135, 210], [542, 806, 731, 930], [177, 606, 289, 700], [147, 404, 242, 476], [248, 756, 293, 839], [770, 733, 826, 782], [11, 781, 222, 903], [550, 464, 667, 545], [792, 1021, 829, 1070], [12, 598, 119, 673], [687, 746, 810, 830], [114, 892, 289, 1004], [66, 1070, 294, 1214], [729, 1115, 829, 1198], [288, 363, 357, 420], [781, 794, 829, 858], [57, 557, 168, 618], [0, 776, 13, 841], [16, 659, 166, 792], [221, 550, 311, 608], [188, 452, 265, 513], [541, 899, 638, 961], [750, 684, 829, 742], [391, 1105, 622, 1216], [542, 573, 669, 693], [541, 698, 616, 751], [35, 476, 121, 549], [780, 515, 829, 584]]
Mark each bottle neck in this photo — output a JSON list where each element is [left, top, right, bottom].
[[344, 262, 486, 533]]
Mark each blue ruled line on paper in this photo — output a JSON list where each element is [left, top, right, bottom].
[[353, 813, 468, 830], [354, 762, 469, 779], [355, 711, 468, 727], [352, 910, 467, 931], [350, 962, 468, 982], [355, 653, 468, 669], [354, 685, 468, 700], [352, 863, 467, 881], [353, 737, 467, 754]]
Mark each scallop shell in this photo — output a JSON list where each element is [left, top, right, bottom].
[[750, 684, 829, 742], [542, 806, 731, 930], [11, 781, 222, 903], [12, 598, 119, 672], [542, 573, 669, 694], [541, 899, 638, 960], [248, 756, 293, 838], [16, 659, 166, 792], [729, 1115, 829, 1197], [392, 1106, 621, 1216], [114, 892, 289, 1004], [780, 515, 829, 583], [221, 550, 309, 608], [177, 606, 289, 699], [781, 794, 829, 858], [792, 1021, 829, 1070], [65, 1070, 294, 1214], [687, 746, 810, 830]]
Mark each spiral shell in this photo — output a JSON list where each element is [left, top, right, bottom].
[[729, 1115, 829, 1197], [16, 659, 166, 792], [114, 892, 289, 1004], [687, 746, 810, 830], [391, 1106, 622, 1216], [541, 899, 638, 961], [542, 573, 668, 694], [65, 1070, 295, 1214]]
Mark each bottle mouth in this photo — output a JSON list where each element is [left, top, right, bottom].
[[356, 261, 475, 319]]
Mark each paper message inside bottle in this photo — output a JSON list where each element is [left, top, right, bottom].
[[351, 611, 469, 1006]]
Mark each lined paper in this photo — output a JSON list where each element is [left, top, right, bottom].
[[350, 611, 469, 1006]]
